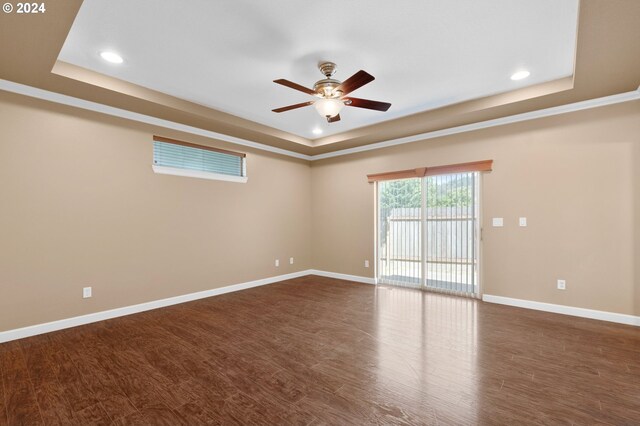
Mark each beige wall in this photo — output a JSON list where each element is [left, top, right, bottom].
[[0, 92, 312, 332], [1, 90, 639, 333], [311, 101, 640, 316]]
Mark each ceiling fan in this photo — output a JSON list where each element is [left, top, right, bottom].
[[272, 62, 391, 123]]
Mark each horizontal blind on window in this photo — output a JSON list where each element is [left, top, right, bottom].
[[153, 141, 243, 177]]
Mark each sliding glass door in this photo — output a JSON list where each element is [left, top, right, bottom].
[[377, 178, 423, 288], [377, 172, 480, 297]]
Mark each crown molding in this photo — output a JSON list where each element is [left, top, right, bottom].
[[1, 79, 638, 162], [311, 88, 640, 160], [50, 60, 313, 148], [0, 79, 312, 161]]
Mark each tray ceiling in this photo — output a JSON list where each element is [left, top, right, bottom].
[[58, 0, 579, 140]]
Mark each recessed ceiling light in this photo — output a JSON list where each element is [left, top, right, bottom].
[[100, 51, 123, 64], [510, 70, 530, 81], [312, 128, 323, 135]]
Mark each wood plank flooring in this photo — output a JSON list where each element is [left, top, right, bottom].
[[1, 275, 640, 425]]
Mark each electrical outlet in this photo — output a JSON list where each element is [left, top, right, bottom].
[[519, 217, 527, 227], [289, 257, 294, 265], [275, 259, 280, 267], [364, 260, 370, 268], [492, 217, 504, 227], [557, 279, 566, 290], [83, 287, 92, 299]]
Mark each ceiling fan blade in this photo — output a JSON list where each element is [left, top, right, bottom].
[[272, 101, 314, 113], [344, 97, 391, 112], [335, 70, 375, 96], [327, 114, 341, 123], [273, 79, 317, 96]]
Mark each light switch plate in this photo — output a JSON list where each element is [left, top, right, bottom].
[[519, 217, 527, 227], [492, 218, 504, 227], [83, 287, 92, 298]]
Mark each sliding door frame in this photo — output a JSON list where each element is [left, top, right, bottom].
[[375, 172, 483, 298], [476, 173, 484, 298], [373, 181, 379, 285]]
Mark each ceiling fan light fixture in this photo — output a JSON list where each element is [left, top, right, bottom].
[[314, 98, 344, 118]]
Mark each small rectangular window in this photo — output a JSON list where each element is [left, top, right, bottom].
[[152, 136, 247, 183]]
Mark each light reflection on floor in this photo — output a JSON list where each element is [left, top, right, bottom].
[[374, 284, 478, 420]]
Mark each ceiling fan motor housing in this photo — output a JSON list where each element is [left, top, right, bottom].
[[314, 79, 342, 98], [314, 62, 342, 98]]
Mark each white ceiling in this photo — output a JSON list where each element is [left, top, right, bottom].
[[58, 0, 579, 140]]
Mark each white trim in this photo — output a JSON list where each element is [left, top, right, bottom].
[[2, 272, 636, 343], [373, 182, 379, 285], [152, 165, 248, 183], [482, 294, 640, 326], [0, 79, 312, 161], [1, 79, 638, 162], [308, 269, 376, 285], [311, 89, 640, 160], [0, 270, 312, 343], [475, 173, 483, 297]]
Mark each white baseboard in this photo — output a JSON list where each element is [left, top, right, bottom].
[[0, 270, 312, 343], [482, 294, 640, 326], [7, 273, 634, 344], [308, 270, 376, 285]]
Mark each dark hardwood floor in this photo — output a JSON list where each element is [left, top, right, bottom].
[[1, 275, 640, 425]]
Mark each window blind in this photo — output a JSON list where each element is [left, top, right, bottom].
[[152, 136, 246, 182]]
